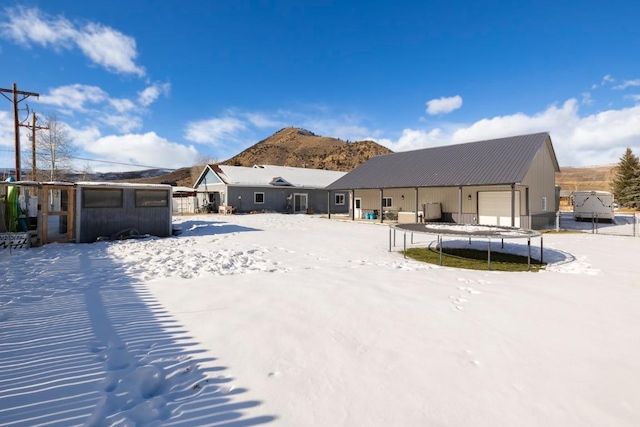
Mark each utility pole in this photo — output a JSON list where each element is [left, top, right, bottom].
[[0, 83, 40, 181], [19, 112, 49, 181]]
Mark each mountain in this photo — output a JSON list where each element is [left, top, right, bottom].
[[222, 127, 393, 171], [555, 164, 617, 192]]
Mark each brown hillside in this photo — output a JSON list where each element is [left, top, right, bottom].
[[222, 127, 393, 171], [555, 164, 617, 192]]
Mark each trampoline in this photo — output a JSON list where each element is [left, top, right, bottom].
[[389, 222, 543, 271]]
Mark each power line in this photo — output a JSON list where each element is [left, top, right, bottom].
[[0, 148, 177, 171]]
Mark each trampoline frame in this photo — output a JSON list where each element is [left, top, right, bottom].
[[389, 222, 543, 271]]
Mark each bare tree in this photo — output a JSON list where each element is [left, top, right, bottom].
[[35, 114, 76, 181]]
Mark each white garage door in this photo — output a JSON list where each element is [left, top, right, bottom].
[[478, 191, 520, 227]]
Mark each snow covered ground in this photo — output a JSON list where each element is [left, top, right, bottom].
[[1, 213, 639, 426]]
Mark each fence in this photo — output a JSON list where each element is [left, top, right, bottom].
[[556, 211, 639, 237]]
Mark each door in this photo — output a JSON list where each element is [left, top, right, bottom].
[[354, 197, 362, 219], [478, 191, 520, 227], [294, 193, 308, 213]]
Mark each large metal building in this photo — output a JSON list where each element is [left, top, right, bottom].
[[326, 132, 560, 230]]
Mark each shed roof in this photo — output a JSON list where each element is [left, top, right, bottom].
[[327, 132, 559, 190], [204, 164, 346, 189]]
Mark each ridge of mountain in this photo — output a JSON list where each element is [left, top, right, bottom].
[[221, 126, 393, 172]]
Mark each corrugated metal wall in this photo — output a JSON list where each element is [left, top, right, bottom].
[[78, 187, 172, 243]]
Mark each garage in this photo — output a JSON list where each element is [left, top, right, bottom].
[[478, 191, 521, 227]]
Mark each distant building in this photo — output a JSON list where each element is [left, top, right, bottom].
[[193, 164, 348, 214]]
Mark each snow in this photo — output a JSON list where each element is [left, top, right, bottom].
[[1, 213, 639, 426]]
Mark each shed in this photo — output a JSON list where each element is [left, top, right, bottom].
[[1, 180, 172, 245], [326, 132, 560, 230], [75, 182, 172, 243]]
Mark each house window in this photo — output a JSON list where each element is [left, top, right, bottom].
[[82, 188, 123, 208], [335, 193, 345, 205], [382, 197, 393, 208], [135, 190, 169, 207], [254, 192, 265, 204], [541, 196, 547, 212]]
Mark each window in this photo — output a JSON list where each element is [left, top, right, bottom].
[[382, 197, 393, 208], [335, 193, 345, 205], [135, 190, 168, 207], [82, 188, 123, 208], [541, 196, 547, 212], [254, 192, 265, 204]]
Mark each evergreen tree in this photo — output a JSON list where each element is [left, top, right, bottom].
[[611, 148, 640, 207]]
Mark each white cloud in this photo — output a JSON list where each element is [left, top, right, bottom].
[[0, 111, 14, 150], [109, 98, 136, 113], [138, 83, 171, 107], [426, 95, 463, 115], [98, 113, 143, 134], [80, 132, 197, 171], [614, 79, 640, 90], [625, 94, 640, 102], [184, 117, 246, 145], [581, 92, 594, 106], [0, 6, 144, 76], [37, 84, 108, 112], [372, 99, 640, 167], [37, 84, 147, 133], [245, 113, 284, 129], [602, 74, 615, 84]]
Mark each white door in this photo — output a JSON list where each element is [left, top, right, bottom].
[[294, 193, 308, 213], [354, 197, 362, 219], [478, 191, 521, 227]]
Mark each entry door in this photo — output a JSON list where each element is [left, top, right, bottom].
[[478, 191, 520, 227], [294, 193, 308, 213], [354, 197, 362, 219]]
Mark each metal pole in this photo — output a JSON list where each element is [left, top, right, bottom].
[[439, 235, 443, 266], [411, 232, 414, 244], [527, 238, 531, 271], [13, 83, 20, 180], [556, 210, 560, 231], [31, 112, 36, 180], [403, 232, 407, 259], [540, 235, 544, 264], [389, 227, 392, 252], [487, 238, 491, 270], [393, 228, 396, 246]]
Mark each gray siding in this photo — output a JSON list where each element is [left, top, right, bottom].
[[223, 186, 349, 214], [78, 188, 171, 243]]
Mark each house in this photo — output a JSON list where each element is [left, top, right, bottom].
[[193, 164, 348, 214], [1, 180, 173, 246], [326, 132, 560, 230]]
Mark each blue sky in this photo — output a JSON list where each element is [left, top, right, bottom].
[[1, 1, 639, 173]]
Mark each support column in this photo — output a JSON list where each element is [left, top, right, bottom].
[[414, 187, 419, 223]]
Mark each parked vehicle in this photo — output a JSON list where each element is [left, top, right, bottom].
[[573, 190, 615, 222]]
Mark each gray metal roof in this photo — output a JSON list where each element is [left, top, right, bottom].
[[326, 132, 559, 190]]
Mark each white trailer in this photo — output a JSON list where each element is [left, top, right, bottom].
[[573, 190, 615, 222]]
